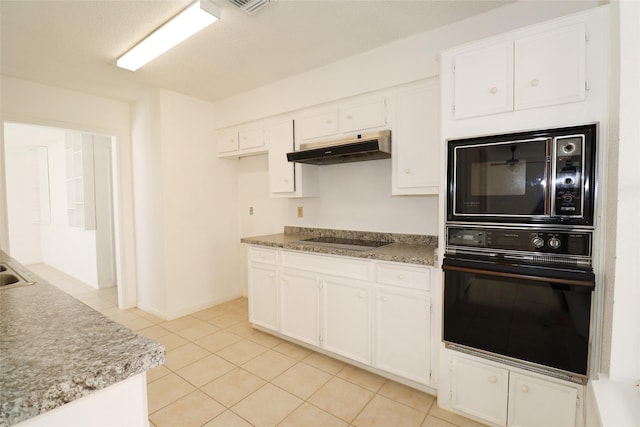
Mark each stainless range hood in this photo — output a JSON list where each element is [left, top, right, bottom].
[[287, 130, 391, 165]]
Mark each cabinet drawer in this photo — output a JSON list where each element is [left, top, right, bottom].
[[281, 251, 372, 281], [376, 263, 430, 290], [249, 246, 278, 265]]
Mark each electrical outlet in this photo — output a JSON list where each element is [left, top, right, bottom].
[[297, 206, 303, 218]]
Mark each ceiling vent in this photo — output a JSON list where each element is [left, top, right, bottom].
[[228, 0, 270, 15]]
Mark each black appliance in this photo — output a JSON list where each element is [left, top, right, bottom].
[[443, 225, 595, 384], [447, 124, 597, 226]]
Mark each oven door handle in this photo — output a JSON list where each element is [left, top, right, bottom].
[[442, 263, 595, 288]]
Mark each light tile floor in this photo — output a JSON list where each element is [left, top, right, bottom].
[[28, 263, 486, 427]]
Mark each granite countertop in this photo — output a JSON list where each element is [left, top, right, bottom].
[[0, 252, 165, 426], [241, 226, 438, 266]]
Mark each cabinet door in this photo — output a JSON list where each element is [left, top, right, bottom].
[[453, 41, 514, 119], [268, 119, 296, 193], [238, 123, 265, 150], [514, 23, 586, 110], [375, 286, 430, 384], [451, 357, 509, 426], [508, 373, 578, 427], [339, 98, 387, 133], [296, 109, 339, 142], [248, 263, 278, 331], [280, 269, 320, 346], [322, 277, 371, 364], [394, 81, 440, 195], [218, 128, 239, 154]]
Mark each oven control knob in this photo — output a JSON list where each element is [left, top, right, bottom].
[[548, 237, 562, 250], [531, 237, 545, 249]]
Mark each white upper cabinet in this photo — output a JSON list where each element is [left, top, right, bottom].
[[296, 109, 339, 142], [453, 41, 514, 119], [217, 121, 267, 158], [217, 127, 239, 154], [451, 22, 586, 120], [268, 119, 296, 194], [322, 277, 372, 364], [296, 97, 387, 142], [267, 119, 319, 197], [339, 97, 387, 134], [514, 23, 586, 110], [393, 79, 440, 195]]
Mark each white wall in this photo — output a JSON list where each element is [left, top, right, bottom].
[[131, 91, 168, 316], [133, 89, 241, 319], [4, 146, 43, 264], [39, 136, 98, 287], [607, 0, 640, 384], [0, 76, 137, 308]]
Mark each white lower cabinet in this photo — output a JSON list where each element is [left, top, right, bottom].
[[375, 286, 431, 384], [451, 357, 510, 426], [248, 263, 278, 330], [248, 247, 279, 331], [450, 354, 581, 427], [322, 277, 371, 364], [508, 372, 578, 427], [280, 268, 320, 346], [247, 245, 435, 387]]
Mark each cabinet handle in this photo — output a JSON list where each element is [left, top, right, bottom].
[[284, 179, 289, 183], [489, 376, 497, 383], [268, 273, 274, 278], [530, 79, 539, 87], [357, 292, 365, 299], [346, 114, 353, 120], [397, 274, 405, 280], [326, 119, 332, 124], [381, 296, 389, 302], [521, 385, 529, 393], [404, 169, 411, 174], [490, 86, 498, 94]]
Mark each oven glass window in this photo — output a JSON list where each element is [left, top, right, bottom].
[[444, 268, 592, 376], [454, 139, 547, 216]]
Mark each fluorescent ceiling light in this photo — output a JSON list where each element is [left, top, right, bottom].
[[117, 0, 220, 72]]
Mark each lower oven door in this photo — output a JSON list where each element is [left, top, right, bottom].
[[443, 256, 594, 381]]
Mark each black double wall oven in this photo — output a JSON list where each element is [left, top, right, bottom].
[[443, 124, 597, 384]]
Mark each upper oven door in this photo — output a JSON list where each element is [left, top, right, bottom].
[[448, 136, 551, 222]]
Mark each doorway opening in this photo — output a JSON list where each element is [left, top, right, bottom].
[[3, 122, 118, 298]]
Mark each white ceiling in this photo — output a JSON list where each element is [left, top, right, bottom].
[[1, 0, 514, 104]]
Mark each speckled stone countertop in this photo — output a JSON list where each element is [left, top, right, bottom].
[[0, 252, 165, 426], [241, 226, 438, 266]]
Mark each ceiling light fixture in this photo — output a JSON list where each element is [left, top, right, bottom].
[[117, 0, 221, 72]]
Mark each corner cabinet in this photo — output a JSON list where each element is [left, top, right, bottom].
[[246, 245, 435, 389], [449, 353, 582, 427], [393, 79, 440, 195], [451, 22, 586, 120]]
